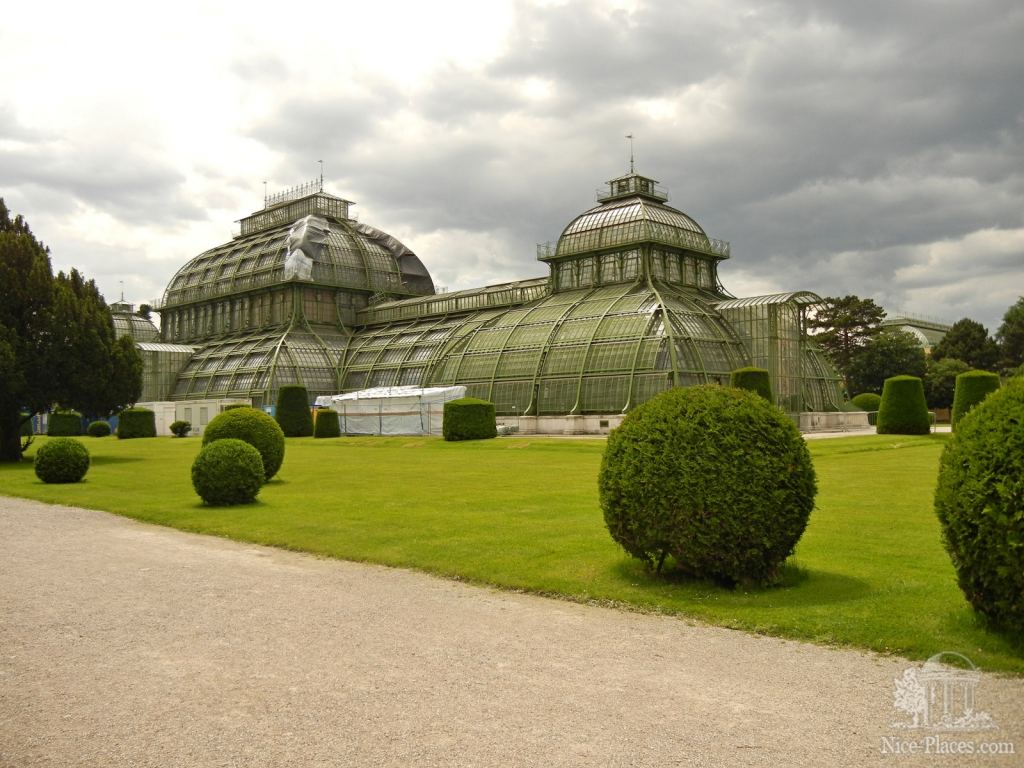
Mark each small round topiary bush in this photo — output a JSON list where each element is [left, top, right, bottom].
[[313, 409, 341, 438], [86, 420, 111, 437], [34, 438, 90, 484], [443, 397, 497, 441], [599, 385, 816, 586], [169, 420, 192, 438], [117, 407, 157, 439], [729, 367, 773, 402], [935, 378, 1024, 635], [202, 406, 285, 481], [850, 392, 882, 412], [47, 409, 83, 436], [191, 438, 264, 506], [876, 376, 931, 435], [951, 370, 1000, 430], [275, 385, 314, 437]]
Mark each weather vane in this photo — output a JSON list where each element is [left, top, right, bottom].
[[625, 133, 635, 173]]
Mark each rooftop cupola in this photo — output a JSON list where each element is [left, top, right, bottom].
[[597, 172, 669, 204]]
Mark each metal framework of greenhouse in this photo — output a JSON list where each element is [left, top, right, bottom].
[[146, 170, 843, 417]]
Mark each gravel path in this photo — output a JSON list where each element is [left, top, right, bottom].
[[1, 496, 1021, 767]]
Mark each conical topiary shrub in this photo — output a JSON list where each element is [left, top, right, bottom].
[[951, 370, 1000, 430], [313, 409, 341, 438], [730, 367, 773, 403], [275, 385, 314, 437], [876, 375, 930, 435]]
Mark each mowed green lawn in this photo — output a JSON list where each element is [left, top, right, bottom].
[[2, 432, 1021, 673]]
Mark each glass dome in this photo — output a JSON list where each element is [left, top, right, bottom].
[[161, 192, 434, 310]]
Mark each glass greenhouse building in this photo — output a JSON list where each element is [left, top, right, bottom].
[[149, 170, 843, 421]]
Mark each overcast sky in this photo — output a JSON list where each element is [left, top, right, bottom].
[[2, 0, 1022, 331]]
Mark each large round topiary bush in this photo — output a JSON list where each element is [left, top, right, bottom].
[[275, 385, 314, 437], [599, 385, 817, 586], [202, 406, 285, 481], [935, 378, 1024, 635], [313, 409, 341, 438], [34, 438, 90, 484], [191, 438, 264, 506], [876, 375, 931, 435], [729, 367, 773, 402], [951, 370, 1000, 430]]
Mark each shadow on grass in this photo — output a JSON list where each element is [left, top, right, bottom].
[[612, 559, 872, 606], [89, 455, 146, 466]]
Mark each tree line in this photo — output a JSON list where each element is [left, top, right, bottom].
[[808, 294, 1024, 407], [0, 200, 142, 461]]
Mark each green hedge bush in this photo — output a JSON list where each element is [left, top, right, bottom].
[[19, 412, 34, 437], [47, 410, 82, 436], [876, 376, 931, 435], [850, 392, 882, 411], [169, 420, 192, 438], [443, 398, 497, 441], [34, 438, 90, 484], [951, 370, 1000, 430], [314, 409, 341, 438], [202, 406, 285, 481], [86, 420, 111, 437], [275, 385, 314, 437], [935, 378, 1024, 636], [191, 438, 264, 506], [117, 407, 156, 439], [599, 386, 816, 586], [729, 367, 773, 402]]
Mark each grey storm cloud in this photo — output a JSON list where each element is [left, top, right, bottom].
[[4, 0, 1020, 329]]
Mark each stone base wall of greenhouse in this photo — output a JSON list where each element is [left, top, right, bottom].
[[799, 411, 871, 433]]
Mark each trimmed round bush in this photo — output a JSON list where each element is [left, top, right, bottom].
[[202, 406, 285, 481], [443, 397, 497, 441], [191, 438, 264, 506], [47, 409, 83, 436], [275, 385, 314, 437], [935, 379, 1024, 635], [850, 392, 882, 411], [876, 376, 930, 435], [117, 407, 157, 439], [34, 438, 90, 484], [169, 420, 192, 438], [951, 370, 1000, 430], [86, 420, 111, 437], [599, 386, 816, 586], [729, 367, 773, 402], [314, 409, 341, 438]]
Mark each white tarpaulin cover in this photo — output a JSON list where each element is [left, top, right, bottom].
[[314, 385, 467, 436]]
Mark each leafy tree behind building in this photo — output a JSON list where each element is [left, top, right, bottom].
[[996, 296, 1024, 371], [807, 295, 886, 391], [846, 329, 927, 396], [931, 318, 999, 371]]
